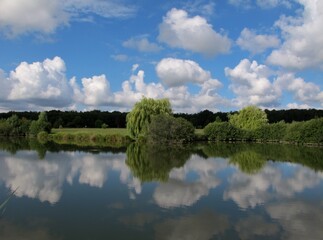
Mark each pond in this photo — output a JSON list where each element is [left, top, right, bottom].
[[0, 139, 323, 239]]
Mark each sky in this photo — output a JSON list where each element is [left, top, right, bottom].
[[0, 0, 323, 113]]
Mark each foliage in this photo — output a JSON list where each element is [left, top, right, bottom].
[[50, 128, 132, 147], [29, 112, 51, 136], [126, 97, 172, 138], [147, 114, 195, 143], [229, 106, 268, 131], [204, 122, 244, 141]]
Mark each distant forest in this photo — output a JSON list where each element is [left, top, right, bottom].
[[1, 109, 323, 129]]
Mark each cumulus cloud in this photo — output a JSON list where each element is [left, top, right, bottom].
[[70, 62, 227, 112], [225, 59, 323, 108], [274, 73, 323, 106], [267, 0, 323, 69], [225, 59, 280, 108], [7, 57, 72, 108], [158, 8, 231, 56], [0, 0, 68, 37], [156, 58, 221, 87], [237, 28, 281, 54], [123, 36, 162, 52], [0, 0, 136, 37]]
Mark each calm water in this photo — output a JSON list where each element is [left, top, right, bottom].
[[0, 139, 323, 239]]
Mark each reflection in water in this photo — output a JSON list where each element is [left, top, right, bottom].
[[155, 211, 229, 240], [224, 163, 323, 209], [235, 215, 280, 240], [0, 150, 140, 203], [0, 220, 59, 240], [0, 140, 322, 239], [229, 150, 266, 174], [125, 143, 191, 182], [267, 201, 323, 240], [153, 154, 226, 208]]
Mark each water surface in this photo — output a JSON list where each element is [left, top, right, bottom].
[[0, 139, 323, 239]]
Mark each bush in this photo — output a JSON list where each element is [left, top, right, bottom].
[[147, 114, 195, 143], [0, 119, 12, 136], [204, 122, 243, 141]]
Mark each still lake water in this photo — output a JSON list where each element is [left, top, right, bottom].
[[0, 139, 323, 239]]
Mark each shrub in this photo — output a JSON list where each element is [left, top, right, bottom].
[[147, 114, 195, 143], [204, 122, 243, 141]]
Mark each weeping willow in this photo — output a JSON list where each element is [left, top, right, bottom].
[[126, 97, 172, 139]]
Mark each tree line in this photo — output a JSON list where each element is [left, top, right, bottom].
[[1, 108, 323, 129]]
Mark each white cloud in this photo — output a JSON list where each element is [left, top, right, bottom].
[[123, 36, 162, 52], [225, 59, 280, 108], [0, 0, 136, 37], [156, 58, 221, 87], [81, 75, 111, 106], [274, 73, 323, 106], [0, 0, 68, 37], [237, 28, 281, 54], [158, 8, 231, 56], [0, 57, 228, 112], [225, 59, 323, 108], [8, 57, 72, 108], [267, 0, 323, 69]]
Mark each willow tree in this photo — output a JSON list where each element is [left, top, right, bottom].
[[229, 106, 268, 131], [126, 97, 172, 139]]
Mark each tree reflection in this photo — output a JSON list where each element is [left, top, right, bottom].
[[229, 151, 266, 174], [203, 142, 323, 172], [125, 143, 191, 182]]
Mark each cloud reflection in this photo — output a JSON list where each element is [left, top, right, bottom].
[[266, 201, 323, 240], [0, 151, 140, 204], [154, 210, 229, 240], [224, 162, 323, 209], [153, 155, 226, 208]]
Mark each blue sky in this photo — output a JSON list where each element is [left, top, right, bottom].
[[0, 0, 322, 113]]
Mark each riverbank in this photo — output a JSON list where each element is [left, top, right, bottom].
[[39, 128, 133, 147]]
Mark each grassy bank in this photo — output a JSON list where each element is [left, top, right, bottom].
[[44, 128, 133, 147]]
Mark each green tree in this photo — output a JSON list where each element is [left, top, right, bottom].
[[229, 106, 268, 131], [29, 112, 51, 136], [126, 97, 172, 139]]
